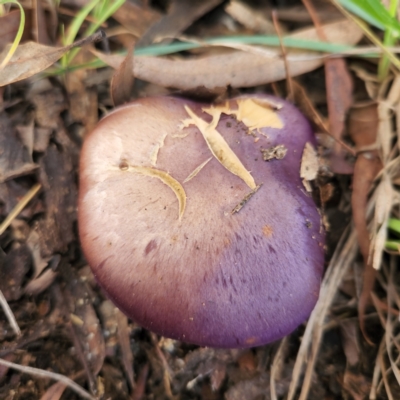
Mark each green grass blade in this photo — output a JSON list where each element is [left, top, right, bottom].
[[385, 240, 400, 252], [64, 0, 101, 46], [0, 0, 25, 69], [388, 218, 400, 235], [378, 0, 400, 80], [338, 0, 400, 35], [66, 0, 125, 65]]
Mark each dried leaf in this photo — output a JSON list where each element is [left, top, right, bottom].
[[137, 0, 223, 47], [352, 154, 380, 259], [111, 44, 134, 107], [326, 59, 353, 153], [183, 157, 212, 183], [340, 320, 360, 367], [0, 9, 32, 52], [371, 176, 393, 270], [0, 245, 31, 301], [33, 0, 51, 45], [348, 103, 379, 150], [96, 19, 363, 90], [300, 142, 318, 189], [37, 144, 77, 257], [225, 1, 276, 34], [0, 114, 37, 182], [113, 2, 161, 37], [204, 98, 283, 131], [0, 31, 105, 86], [40, 381, 68, 400], [26, 230, 50, 278], [183, 105, 256, 189], [64, 51, 98, 136], [352, 153, 382, 344], [130, 166, 186, 220], [24, 268, 57, 296], [116, 310, 135, 390], [63, 267, 106, 377]]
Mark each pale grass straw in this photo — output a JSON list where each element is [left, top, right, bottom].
[[289, 181, 385, 399], [0, 357, 96, 400], [0, 290, 20, 336], [0, 183, 41, 236], [371, 338, 385, 399], [384, 259, 400, 392], [287, 226, 359, 400], [270, 337, 288, 400]]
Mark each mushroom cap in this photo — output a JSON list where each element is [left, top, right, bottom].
[[79, 95, 324, 348]]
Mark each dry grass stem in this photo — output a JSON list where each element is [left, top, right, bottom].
[[0, 358, 96, 400], [0, 183, 41, 236], [270, 337, 288, 400], [0, 290, 21, 337], [288, 227, 359, 400]]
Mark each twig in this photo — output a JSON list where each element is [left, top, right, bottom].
[[271, 10, 294, 101], [0, 290, 21, 336], [231, 184, 262, 214], [0, 183, 41, 236], [0, 357, 97, 400], [288, 226, 359, 400]]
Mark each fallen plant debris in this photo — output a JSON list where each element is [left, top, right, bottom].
[[0, 31, 105, 86], [0, 0, 399, 398], [95, 19, 363, 90]]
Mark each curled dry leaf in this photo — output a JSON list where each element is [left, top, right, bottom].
[[370, 176, 393, 271], [225, 0, 276, 34], [24, 268, 57, 296], [64, 51, 99, 136], [182, 105, 256, 189], [113, 1, 161, 37], [203, 98, 283, 131], [96, 19, 363, 90], [0, 10, 32, 52], [116, 310, 135, 391], [63, 268, 106, 378], [325, 58, 354, 174], [348, 103, 383, 344], [130, 165, 186, 221], [0, 115, 37, 182], [137, 0, 224, 47], [0, 31, 105, 86], [300, 142, 319, 192], [184, 157, 213, 183], [110, 45, 134, 107], [39, 381, 68, 400]]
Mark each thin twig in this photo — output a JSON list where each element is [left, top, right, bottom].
[[0, 357, 97, 400], [0, 183, 41, 236], [0, 290, 21, 336], [288, 226, 359, 400], [271, 10, 294, 101]]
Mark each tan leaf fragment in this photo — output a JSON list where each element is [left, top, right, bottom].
[[370, 175, 393, 270], [0, 31, 105, 86], [203, 98, 283, 131], [131, 166, 186, 221], [110, 44, 134, 107], [95, 20, 363, 91], [183, 106, 256, 189], [183, 157, 212, 183], [300, 142, 319, 192], [149, 132, 168, 166]]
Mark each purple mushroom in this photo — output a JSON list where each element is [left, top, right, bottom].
[[78, 95, 325, 348]]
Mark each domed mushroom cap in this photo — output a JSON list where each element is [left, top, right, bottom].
[[79, 95, 324, 348]]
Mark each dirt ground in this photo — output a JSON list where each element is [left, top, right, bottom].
[[0, 0, 400, 399]]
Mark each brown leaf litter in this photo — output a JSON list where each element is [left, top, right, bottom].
[[0, 0, 400, 399]]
